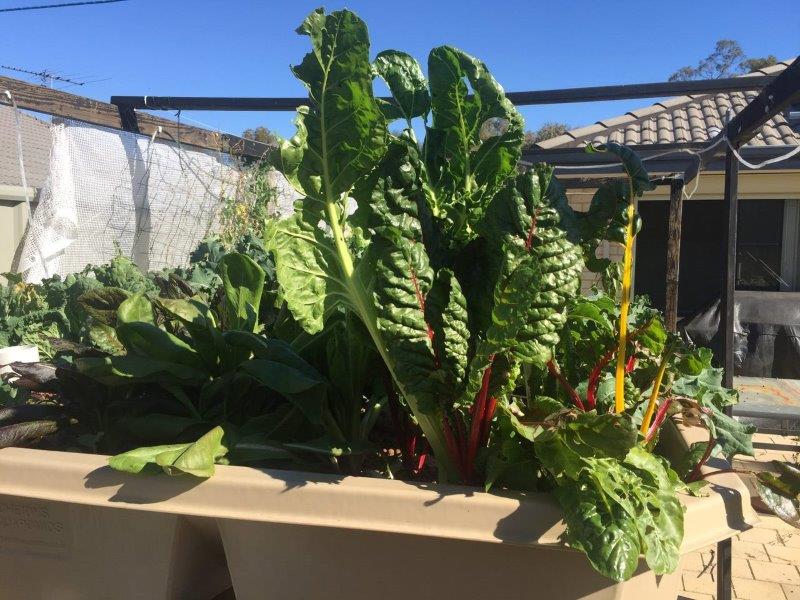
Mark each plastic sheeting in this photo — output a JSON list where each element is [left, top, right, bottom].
[[18, 120, 241, 282], [682, 291, 800, 378]]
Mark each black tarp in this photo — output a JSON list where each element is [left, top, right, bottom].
[[681, 291, 800, 379]]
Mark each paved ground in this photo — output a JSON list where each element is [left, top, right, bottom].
[[679, 433, 800, 600]]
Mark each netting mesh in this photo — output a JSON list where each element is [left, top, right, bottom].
[[16, 118, 296, 282]]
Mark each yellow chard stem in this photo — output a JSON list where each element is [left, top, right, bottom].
[[640, 344, 673, 436], [614, 188, 636, 414]]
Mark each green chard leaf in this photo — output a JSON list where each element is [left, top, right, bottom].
[[270, 9, 463, 481], [704, 404, 756, 462], [536, 414, 684, 581], [425, 268, 470, 389], [425, 46, 524, 241], [587, 142, 656, 197], [481, 169, 584, 365], [356, 140, 442, 412], [283, 8, 387, 201], [373, 50, 430, 123], [265, 212, 345, 335]]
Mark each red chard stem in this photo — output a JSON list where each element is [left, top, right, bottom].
[[547, 359, 585, 411], [645, 397, 674, 443]]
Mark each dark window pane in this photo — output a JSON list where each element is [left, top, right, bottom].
[[634, 199, 785, 312], [736, 200, 784, 291]]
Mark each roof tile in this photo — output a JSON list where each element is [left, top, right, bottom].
[[627, 104, 664, 119], [533, 58, 800, 150], [597, 114, 636, 128]]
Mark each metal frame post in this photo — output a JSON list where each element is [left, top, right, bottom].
[[716, 144, 740, 600]]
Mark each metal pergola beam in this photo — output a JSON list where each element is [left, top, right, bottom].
[[109, 74, 776, 114]]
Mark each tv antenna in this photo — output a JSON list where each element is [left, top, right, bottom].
[[0, 65, 96, 88]]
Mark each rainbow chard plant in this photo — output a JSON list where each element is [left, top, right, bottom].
[[497, 160, 757, 580], [268, 8, 583, 483], [260, 6, 754, 582]]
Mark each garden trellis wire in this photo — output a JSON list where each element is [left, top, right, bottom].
[[3, 61, 799, 600]]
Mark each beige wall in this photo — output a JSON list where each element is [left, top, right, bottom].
[[563, 170, 800, 294], [0, 186, 34, 274]]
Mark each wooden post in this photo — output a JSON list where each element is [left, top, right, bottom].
[[717, 144, 739, 600], [721, 146, 739, 390], [664, 178, 685, 332]]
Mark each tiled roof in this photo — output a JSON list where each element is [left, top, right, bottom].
[[536, 60, 800, 150], [0, 105, 51, 189]]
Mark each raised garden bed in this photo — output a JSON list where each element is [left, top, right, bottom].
[[0, 418, 756, 600]]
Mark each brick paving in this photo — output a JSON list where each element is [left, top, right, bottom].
[[679, 433, 800, 600]]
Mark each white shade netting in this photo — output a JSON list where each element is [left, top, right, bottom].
[[17, 120, 295, 283]]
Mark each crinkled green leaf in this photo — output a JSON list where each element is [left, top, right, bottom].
[[374, 50, 430, 122], [282, 8, 386, 201], [556, 479, 641, 581], [481, 171, 583, 364], [704, 404, 755, 462], [425, 268, 469, 387], [354, 139, 442, 413], [265, 213, 346, 335], [535, 412, 638, 479], [425, 45, 524, 240], [672, 365, 738, 409], [546, 441, 684, 581]]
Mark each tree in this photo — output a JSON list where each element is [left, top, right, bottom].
[[669, 40, 779, 81], [741, 55, 778, 72], [523, 121, 570, 147], [242, 126, 280, 146]]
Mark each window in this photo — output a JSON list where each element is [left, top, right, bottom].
[[634, 199, 791, 315], [736, 200, 784, 291]]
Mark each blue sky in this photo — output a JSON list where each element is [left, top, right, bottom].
[[2, 0, 799, 139]]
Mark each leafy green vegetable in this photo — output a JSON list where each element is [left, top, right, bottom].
[[374, 50, 430, 123], [109, 426, 228, 477], [537, 413, 684, 581]]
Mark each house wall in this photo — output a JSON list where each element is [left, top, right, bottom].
[[563, 170, 800, 295], [0, 185, 37, 273], [0, 106, 51, 275]]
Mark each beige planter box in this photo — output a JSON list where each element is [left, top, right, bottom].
[[217, 420, 757, 600], [0, 448, 231, 600], [0, 420, 756, 600]]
